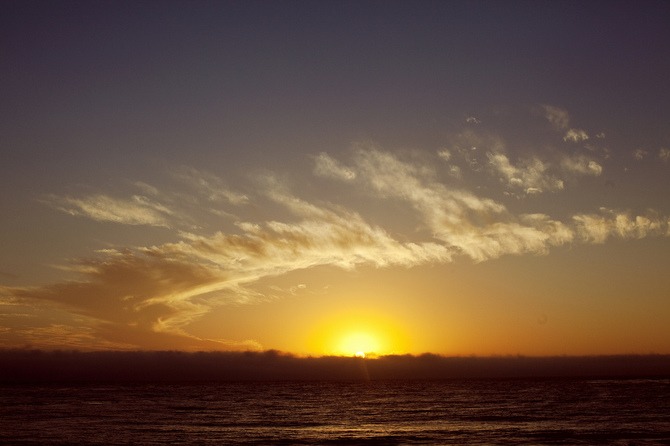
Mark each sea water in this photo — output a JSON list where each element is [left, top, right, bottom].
[[1, 379, 669, 444]]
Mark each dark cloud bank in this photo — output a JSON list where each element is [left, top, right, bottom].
[[2, 350, 670, 384]]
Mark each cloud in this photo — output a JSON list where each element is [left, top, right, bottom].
[[573, 208, 667, 243], [448, 165, 462, 179], [540, 105, 590, 143], [2, 349, 669, 383], [659, 148, 670, 162], [634, 149, 648, 160], [8, 169, 454, 349], [484, 151, 601, 196], [437, 149, 451, 161], [168, 179, 452, 273], [487, 152, 564, 195], [326, 147, 575, 262], [174, 167, 249, 205], [563, 129, 589, 142], [45, 194, 175, 227], [313, 152, 357, 181], [561, 154, 603, 176], [6, 251, 236, 348], [1, 323, 133, 351], [43, 169, 252, 232], [541, 104, 570, 130]]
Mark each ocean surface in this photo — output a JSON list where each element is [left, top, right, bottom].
[[2, 378, 669, 445]]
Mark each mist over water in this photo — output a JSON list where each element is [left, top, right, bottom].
[[3, 350, 670, 383], [2, 379, 669, 444]]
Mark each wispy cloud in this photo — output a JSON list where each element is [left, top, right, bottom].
[[437, 149, 451, 162], [541, 105, 570, 130], [634, 149, 648, 161], [540, 105, 590, 143], [487, 153, 564, 195], [658, 148, 670, 162], [563, 129, 589, 142], [324, 147, 575, 262], [9, 165, 454, 349], [173, 167, 249, 205], [479, 150, 601, 197], [313, 152, 357, 181], [561, 154, 603, 176], [45, 194, 175, 227], [43, 168, 252, 232], [573, 208, 667, 243]]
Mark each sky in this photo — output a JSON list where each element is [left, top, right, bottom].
[[1, 0, 670, 358]]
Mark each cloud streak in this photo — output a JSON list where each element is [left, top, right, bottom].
[[45, 194, 176, 227], [341, 147, 576, 261]]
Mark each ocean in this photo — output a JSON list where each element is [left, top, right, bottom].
[[1, 378, 669, 445]]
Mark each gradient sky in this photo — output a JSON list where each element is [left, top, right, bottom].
[[2, 1, 670, 356]]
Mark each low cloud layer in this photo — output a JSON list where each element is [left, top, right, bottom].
[[2, 349, 669, 383]]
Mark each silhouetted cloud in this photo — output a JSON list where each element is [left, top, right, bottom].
[[1, 349, 669, 383]]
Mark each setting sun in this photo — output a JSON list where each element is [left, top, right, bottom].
[[339, 332, 378, 356], [307, 312, 410, 356]]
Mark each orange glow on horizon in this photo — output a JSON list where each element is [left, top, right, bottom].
[[307, 311, 410, 356]]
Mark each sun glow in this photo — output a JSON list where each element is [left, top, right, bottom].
[[339, 332, 379, 356], [307, 312, 410, 356]]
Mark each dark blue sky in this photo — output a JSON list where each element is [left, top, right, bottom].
[[3, 1, 669, 176]]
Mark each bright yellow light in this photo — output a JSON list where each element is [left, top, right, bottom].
[[307, 311, 410, 356], [339, 332, 379, 355]]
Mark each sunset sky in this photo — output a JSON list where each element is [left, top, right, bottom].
[[2, 1, 670, 357]]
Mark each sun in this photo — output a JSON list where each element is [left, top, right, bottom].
[[307, 312, 410, 356], [338, 331, 379, 356]]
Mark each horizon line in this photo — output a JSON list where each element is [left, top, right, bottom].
[[2, 349, 669, 383]]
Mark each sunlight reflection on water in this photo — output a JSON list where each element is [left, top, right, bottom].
[[1, 379, 669, 444]]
